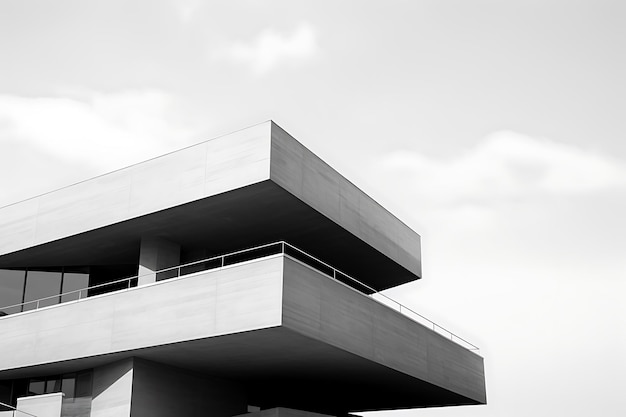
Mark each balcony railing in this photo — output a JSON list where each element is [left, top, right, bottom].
[[0, 241, 479, 353]]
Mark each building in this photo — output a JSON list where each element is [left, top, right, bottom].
[[0, 121, 486, 417]]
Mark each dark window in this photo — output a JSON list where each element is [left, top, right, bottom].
[[23, 269, 62, 311], [62, 376, 76, 398], [75, 372, 93, 398], [46, 379, 61, 393], [0, 381, 13, 410], [61, 269, 90, 302], [0, 269, 26, 315], [88, 265, 138, 297], [27, 375, 75, 397], [28, 379, 46, 396]]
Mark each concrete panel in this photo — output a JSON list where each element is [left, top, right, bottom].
[[130, 359, 247, 417], [0, 256, 283, 371], [204, 123, 272, 197], [0, 199, 39, 256], [35, 171, 133, 247], [215, 259, 284, 334], [127, 144, 207, 217], [281, 257, 485, 404], [269, 122, 422, 280], [91, 359, 134, 417], [16, 393, 63, 417], [0, 122, 272, 258]]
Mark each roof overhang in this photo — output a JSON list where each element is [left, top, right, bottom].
[[0, 121, 421, 291]]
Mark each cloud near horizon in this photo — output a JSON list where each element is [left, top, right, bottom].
[[378, 131, 626, 208], [0, 90, 208, 173], [222, 23, 318, 75]]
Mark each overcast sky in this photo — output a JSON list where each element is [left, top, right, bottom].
[[1, 1, 625, 416]]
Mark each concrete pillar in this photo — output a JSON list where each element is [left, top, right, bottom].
[[91, 359, 134, 417], [138, 237, 180, 286]]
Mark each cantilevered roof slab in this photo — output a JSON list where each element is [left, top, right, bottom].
[[0, 121, 421, 290]]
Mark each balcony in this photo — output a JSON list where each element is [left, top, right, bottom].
[[0, 242, 485, 411], [0, 242, 477, 354]]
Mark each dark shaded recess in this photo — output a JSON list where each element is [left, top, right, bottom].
[[88, 265, 138, 296], [246, 376, 475, 416], [0, 181, 418, 292], [0, 327, 480, 414], [223, 243, 283, 266]]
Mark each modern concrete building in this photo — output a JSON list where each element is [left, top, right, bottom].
[[0, 121, 486, 417]]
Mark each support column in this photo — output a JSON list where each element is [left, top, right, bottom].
[[138, 237, 180, 286]]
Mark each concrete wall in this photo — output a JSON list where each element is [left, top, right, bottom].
[[91, 359, 134, 417], [269, 122, 422, 278], [0, 122, 271, 257], [131, 359, 247, 417], [0, 256, 283, 372], [281, 257, 485, 404], [16, 393, 64, 417]]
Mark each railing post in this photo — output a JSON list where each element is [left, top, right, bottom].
[[36, 300, 40, 310]]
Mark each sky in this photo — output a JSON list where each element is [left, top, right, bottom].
[[1, 1, 625, 416]]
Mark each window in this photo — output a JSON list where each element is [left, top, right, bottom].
[[23, 269, 62, 311], [27, 379, 46, 396], [0, 269, 26, 315], [61, 268, 90, 302], [27, 372, 91, 399], [61, 376, 75, 398]]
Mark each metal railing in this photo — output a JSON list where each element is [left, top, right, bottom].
[[0, 241, 479, 353], [0, 401, 37, 417]]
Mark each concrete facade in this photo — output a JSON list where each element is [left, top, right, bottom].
[[0, 121, 485, 417]]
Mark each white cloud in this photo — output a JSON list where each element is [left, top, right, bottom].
[[0, 90, 208, 173], [223, 23, 318, 75], [379, 131, 626, 207]]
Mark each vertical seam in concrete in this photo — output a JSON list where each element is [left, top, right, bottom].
[[279, 254, 284, 326], [203, 141, 209, 195], [127, 169, 134, 214], [33, 194, 41, 246], [268, 121, 273, 179]]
